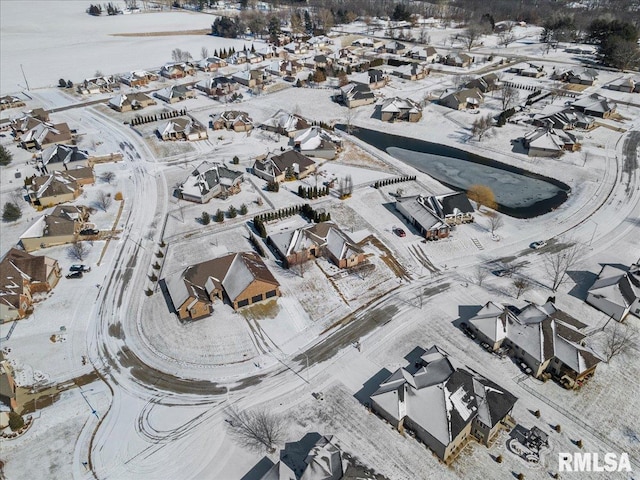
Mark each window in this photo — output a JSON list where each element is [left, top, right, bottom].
[[252, 293, 263, 303], [265, 290, 277, 298], [237, 299, 249, 308]]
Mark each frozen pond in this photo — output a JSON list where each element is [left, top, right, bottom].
[[345, 126, 570, 218]]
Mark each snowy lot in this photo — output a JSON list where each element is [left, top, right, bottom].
[[1, 3, 639, 480]]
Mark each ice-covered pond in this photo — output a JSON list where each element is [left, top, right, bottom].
[[343, 126, 570, 218]]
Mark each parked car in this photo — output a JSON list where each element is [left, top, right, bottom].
[[518, 360, 533, 375], [80, 228, 99, 236], [530, 240, 547, 249], [70, 265, 91, 272], [492, 269, 511, 277], [66, 271, 84, 279], [394, 227, 406, 237]]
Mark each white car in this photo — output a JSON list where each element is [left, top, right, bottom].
[[530, 241, 547, 250]]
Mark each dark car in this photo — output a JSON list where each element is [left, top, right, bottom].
[[66, 271, 84, 279], [80, 229, 99, 236], [394, 228, 406, 237], [70, 265, 91, 272], [492, 269, 511, 277]]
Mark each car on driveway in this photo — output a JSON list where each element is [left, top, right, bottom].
[[518, 360, 533, 375], [530, 240, 547, 249], [80, 228, 99, 236], [66, 271, 83, 279], [394, 227, 406, 237], [70, 265, 91, 272]]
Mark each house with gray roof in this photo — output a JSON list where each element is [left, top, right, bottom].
[[572, 94, 615, 118], [587, 260, 640, 321], [395, 195, 450, 240], [467, 301, 602, 388], [444, 51, 473, 68], [154, 85, 195, 104], [532, 105, 595, 131], [522, 127, 577, 157], [268, 222, 364, 269], [164, 252, 280, 319], [380, 97, 422, 122], [336, 83, 376, 109], [253, 150, 316, 183], [370, 345, 517, 464], [439, 88, 484, 110], [210, 111, 253, 132], [36, 144, 90, 173], [108, 92, 156, 112], [195, 76, 238, 99], [157, 117, 207, 141], [176, 162, 243, 203]]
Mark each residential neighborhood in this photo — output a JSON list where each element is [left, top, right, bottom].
[[0, 1, 639, 479]]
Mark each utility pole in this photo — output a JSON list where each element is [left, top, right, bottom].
[[20, 64, 30, 91]]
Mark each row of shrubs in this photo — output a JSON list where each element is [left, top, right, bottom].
[[298, 185, 330, 199], [201, 204, 248, 224], [130, 109, 187, 126], [372, 175, 416, 189], [252, 203, 331, 238]]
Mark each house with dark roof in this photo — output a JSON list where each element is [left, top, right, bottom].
[[572, 94, 616, 118], [425, 192, 475, 225], [25, 168, 94, 208], [532, 105, 595, 131], [0, 248, 61, 322], [164, 252, 280, 318], [380, 97, 422, 122], [587, 260, 640, 321], [467, 301, 602, 388], [154, 85, 196, 104], [336, 83, 376, 109], [195, 76, 238, 99], [252, 150, 316, 183], [395, 195, 450, 240], [439, 88, 484, 110], [108, 92, 156, 112], [370, 345, 517, 464], [464, 73, 500, 93], [268, 222, 365, 269], [19, 205, 91, 252], [291, 126, 342, 159], [19, 120, 73, 150], [176, 162, 243, 203], [157, 117, 208, 141], [36, 145, 90, 173], [210, 111, 253, 132], [444, 51, 473, 68]]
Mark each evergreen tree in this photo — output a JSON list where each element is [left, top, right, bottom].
[[0, 145, 13, 166], [228, 205, 237, 218], [215, 209, 224, 222], [240, 203, 248, 215]]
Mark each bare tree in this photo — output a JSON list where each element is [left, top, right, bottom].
[[200, 46, 209, 60], [471, 114, 493, 141], [512, 278, 531, 299], [68, 241, 90, 261], [500, 83, 518, 110], [100, 171, 116, 184], [543, 245, 580, 292], [345, 108, 354, 134], [225, 405, 285, 452], [601, 321, 638, 363], [487, 212, 504, 235], [498, 31, 516, 48], [474, 266, 489, 286], [460, 25, 483, 51], [95, 191, 113, 211], [171, 48, 192, 63], [317, 8, 334, 31]]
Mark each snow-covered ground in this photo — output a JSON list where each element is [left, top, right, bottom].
[[1, 4, 640, 480]]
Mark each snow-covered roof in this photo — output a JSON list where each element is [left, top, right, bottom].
[[292, 126, 340, 153]]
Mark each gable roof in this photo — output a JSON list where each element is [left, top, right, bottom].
[[39, 144, 89, 167], [178, 162, 243, 199], [380, 97, 422, 114], [255, 150, 315, 177], [0, 249, 58, 311], [269, 222, 362, 262]]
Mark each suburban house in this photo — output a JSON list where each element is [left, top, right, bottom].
[[210, 111, 253, 132], [10, 109, 49, 134], [391, 63, 428, 81], [77, 76, 117, 94], [366, 69, 389, 89], [164, 252, 281, 318], [511, 63, 545, 78], [336, 83, 376, 108], [0, 358, 17, 411], [176, 162, 243, 203], [606, 77, 640, 93], [307, 35, 333, 48], [395, 195, 450, 240], [260, 109, 310, 137], [586, 260, 640, 321], [160, 62, 196, 79], [303, 54, 330, 70], [464, 73, 500, 93], [266, 59, 302, 77], [553, 68, 598, 85], [36, 144, 90, 172], [197, 56, 227, 72], [0, 95, 26, 110], [232, 69, 268, 88], [351, 37, 384, 50], [522, 127, 577, 156], [154, 85, 196, 104], [283, 41, 308, 54], [467, 301, 602, 388], [25, 169, 94, 208], [572, 94, 616, 118], [108, 92, 156, 112], [268, 222, 365, 269], [195, 76, 238, 99], [157, 117, 208, 141], [378, 40, 406, 54], [19, 120, 73, 150], [253, 150, 316, 183], [532, 105, 595, 130], [380, 97, 423, 122], [291, 126, 341, 159], [0, 248, 62, 322], [19, 205, 91, 252], [439, 88, 484, 110], [119, 70, 158, 86], [444, 52, 473, 68], [406, 46, 439, 63], [228, 50, 263, 65], [259, 434, 347, 480], [370, 345, 517, 464]]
